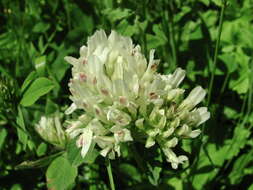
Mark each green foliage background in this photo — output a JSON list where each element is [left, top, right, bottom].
[[0, 0, 253, 189]]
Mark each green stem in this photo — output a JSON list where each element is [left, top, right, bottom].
[[207, 0, 227, 106], [141, 0, 148, 57], [246, 59, 253, 116], [168, 1, 177, 69], [106, 158, 115, 190], [191, 1, 227, 179], [220, 72, 230, 96], [217, 72, 230, 104]]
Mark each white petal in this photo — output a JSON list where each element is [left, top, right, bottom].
[[162, 127, 175, 138], [108, 30, 119, 46], [167, 89, 184, 102], [110, 125, 123, 133], [172, 163, 178, 169], [170, 68, 186, 87], [177, 124, 189, 136], [178, 155, 188, 162], [94, 136, 115, 149], [100, 146, 111, 157], [170, 118, 180, 128], [122, 129, 133, 142], [108, 150, 115, 159], [145, 137, 155, 148], [179, 86, 206, 110], [88, 30, 107, 54], [189, 129, 201, 138], [80, 129, 93, 157], [135, 118, 144, 129], [187, 86, 206, 107], [65, 103, 77, 115], [197, 107, 210, 126], [67, 128, 83, 139], [64, 56, 79, 66], [114, 145, 121, 157], [88, 119, 108, 136], [79, 45, 88, 57], [165, 137, 178, 148]]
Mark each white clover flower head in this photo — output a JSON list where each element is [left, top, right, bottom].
[[64, 30, 210, 169], [35, 116, 67, 148]]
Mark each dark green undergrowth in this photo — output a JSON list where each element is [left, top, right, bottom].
[[0, 0, 253, 189]]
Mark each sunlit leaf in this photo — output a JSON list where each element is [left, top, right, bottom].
[[20, 77, 55, 106]]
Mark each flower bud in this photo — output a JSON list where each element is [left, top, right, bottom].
[[35, 116, 67, 148]]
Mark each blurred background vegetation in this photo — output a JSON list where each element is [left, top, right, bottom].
[[0, 0, 253, 189]]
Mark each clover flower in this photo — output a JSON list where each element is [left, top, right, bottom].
[[35, 116, 67, 148], [64, 30, 210, 169]]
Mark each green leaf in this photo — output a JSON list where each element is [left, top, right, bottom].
[[219, 53, 238, 73], [189, 24, 203, 40], [229, 73, 249, 94], [228, 48, 250, 94], [51, 45, 71, 81], [174, 6, 191, 23], [166, 177, 183, 190], [27, 139, 36, 151], [146, 24, 168, 50], [66, 139, 83, 166], [192, 143, 227, 189], [16, 106, 25, 130], [36, 142, 48, 157], [16, 128, 28, 149], [45, 98, 59, 115], [83, 146, 99, 164], [119, 163, 142, 182], [34, 55, 46, 76], [249, 184, 253, 190], [32, 22, 50, 33], [116, 20, 137, 37], [211, 0, 222, 6], [147, 164, 162, 186], [46, 156, 77, 190], [223, 106, 239, 119], [15, 151, 64, 170], [228, 150, 253, 185], [146, 34, 166, 50], [153, 24, 167, 42], [225, 125, 251, 160], [186, 60, 198, 81], [0, 128, 7, 152], [102, 8, 132, 23], [199, 0, 210, 6], [20, 77, 55, 106], [38, 36, 45, 54], [10, 184, 22, 190], [16, 106, 28, 148], [67, 139, 98, 166], [20, 71, 37, 93]]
